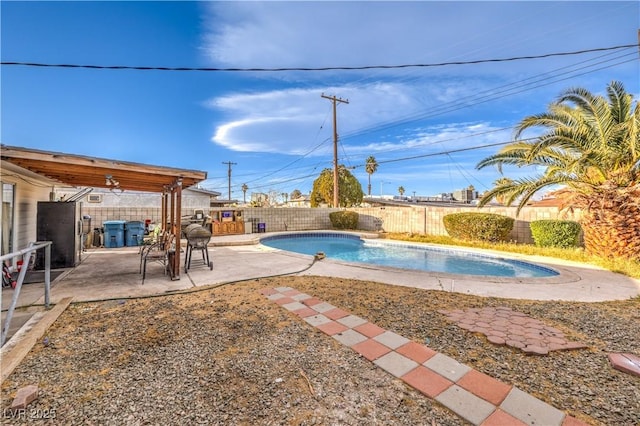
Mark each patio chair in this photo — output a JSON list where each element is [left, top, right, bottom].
[[140, 232, 175, 284], [139, 227, 161, 270]]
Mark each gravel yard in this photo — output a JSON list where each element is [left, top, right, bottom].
[[2, 276, 639, 425]]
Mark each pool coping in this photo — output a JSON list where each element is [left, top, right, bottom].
[[257, 231, 580, 285], [255, 231, 640, 302]]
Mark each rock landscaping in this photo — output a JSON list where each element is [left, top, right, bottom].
[[1, 276, 638, 425]]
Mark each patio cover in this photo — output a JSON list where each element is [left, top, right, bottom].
[[1, 144, 208, 280]]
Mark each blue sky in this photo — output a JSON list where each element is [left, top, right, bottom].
[[2, 1, 638, 201]]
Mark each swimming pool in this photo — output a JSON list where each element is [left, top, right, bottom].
[[260, 232, 559, 278]]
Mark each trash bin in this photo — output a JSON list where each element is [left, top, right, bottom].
[[103, 220, 126, 248], [125, 221, 145, 246], [258, 223, 266, 233]]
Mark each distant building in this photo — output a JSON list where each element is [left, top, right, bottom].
[[250, 192, 269, 206], [452, 188, 478, 203], [285, 194, 311, 208]]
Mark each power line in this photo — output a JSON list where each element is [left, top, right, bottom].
[[358, 138, 537, 168], [218, 50, 634, 191], [213, 51, 632, 194], [1, 44, 636, 72], [336, 52, 637, 144]]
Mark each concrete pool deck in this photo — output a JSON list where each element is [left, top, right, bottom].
[[2, 231, 639, 312]]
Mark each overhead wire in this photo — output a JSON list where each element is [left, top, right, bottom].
[[7, 43, 634, 196], [2, 44, 636, 72], [229, 49, 634, 196], [335, 49, 637, 145]]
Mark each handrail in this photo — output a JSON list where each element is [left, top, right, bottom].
[[1, 241, 52, 346]]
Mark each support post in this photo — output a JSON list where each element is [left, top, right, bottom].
[[222, 161, 237, 201]]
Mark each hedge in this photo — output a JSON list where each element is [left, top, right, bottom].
[[443, 212, 514, 242], [530, 220, 581, 248], [329, 211, 359, 229]]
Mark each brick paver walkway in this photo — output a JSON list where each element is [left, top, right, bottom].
[[261, 286, 588, 426], [438, 307, 588, 355]]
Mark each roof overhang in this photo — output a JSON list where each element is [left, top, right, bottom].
[[1, 145, 207, 193]]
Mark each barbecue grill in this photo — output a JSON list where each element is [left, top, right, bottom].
[[183, 224, 213, 272]]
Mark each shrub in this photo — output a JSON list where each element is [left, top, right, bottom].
[[530, 220, 581, 248], [443, 212, 514, 242], [329, 211, 359, 229]]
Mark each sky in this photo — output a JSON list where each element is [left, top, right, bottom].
[[2, 1, 638, 202]]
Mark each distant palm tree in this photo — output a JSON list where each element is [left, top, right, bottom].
[[491, 177, 514, 205], [477, 81, 640, 260], [241, 183, 248, 204], [290, 189, 302, 200], [365, 156, 378, 196], [398, 186, 405, 197]]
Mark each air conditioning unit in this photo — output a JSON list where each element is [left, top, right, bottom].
[[87, 194, 102, 203]]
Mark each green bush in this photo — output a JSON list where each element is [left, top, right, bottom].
[[443, 212, 514, 242], [329, 211, 359, 229], [530, 220, 581, 248]]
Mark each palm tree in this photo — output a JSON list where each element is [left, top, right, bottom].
[[290, 189, 302, 200], [365, 156, 378, 196], [491, 177, 514, 205], [241, 183, 248, 204], [398, 186, 405, 197], [477, 81, 640, 260]]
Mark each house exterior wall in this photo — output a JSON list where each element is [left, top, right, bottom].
[[0, 166, 52, 253]]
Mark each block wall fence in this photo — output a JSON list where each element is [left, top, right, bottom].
[[81, 205, 581, 245]]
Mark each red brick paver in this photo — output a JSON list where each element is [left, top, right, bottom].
[[482, 409, 527, 426], [292, 307, 318, 318], [352, 338, 392, 361], [353, 322, 386, 338], [316, 320, 349, 336], [324, 307, 350, 320], [439, 307, 588, 355], [457, 369, 512, 405], [396, 341, 437, 364], [401, 365, 453, 398]]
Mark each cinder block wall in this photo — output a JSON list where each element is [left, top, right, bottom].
[[351, 205, 581, 244], [81, 205, 581, 244]]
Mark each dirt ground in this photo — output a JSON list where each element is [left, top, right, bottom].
[[2, 275, 639, 425]]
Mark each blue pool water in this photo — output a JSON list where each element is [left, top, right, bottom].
[[261, 233, 558, 278]]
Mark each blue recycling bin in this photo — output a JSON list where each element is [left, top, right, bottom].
[[103, 220, 126, 248], [125, 221, 145, 247]]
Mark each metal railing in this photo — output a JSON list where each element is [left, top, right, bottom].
[[0, 241, 52, 346]]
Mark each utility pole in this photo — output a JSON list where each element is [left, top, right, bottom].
[[321, 93, 349, 208], [222, 161, 237, 201]]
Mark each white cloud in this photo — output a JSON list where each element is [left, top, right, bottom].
[[201, 2, 636, 71], [208, 81, 442, 154], [199, 1, 638, 196]]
